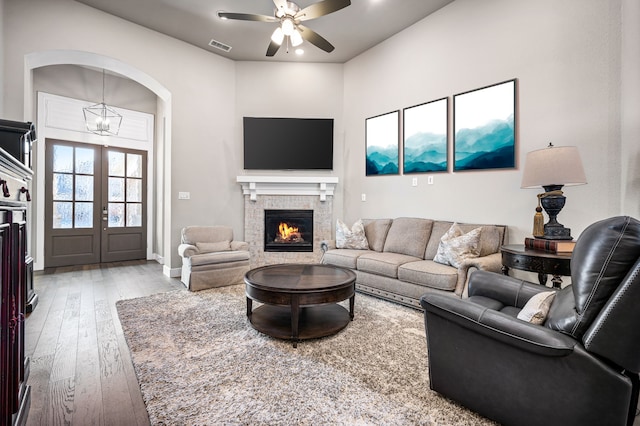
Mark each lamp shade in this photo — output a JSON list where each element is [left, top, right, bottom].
[[521, 145, 587, 188]]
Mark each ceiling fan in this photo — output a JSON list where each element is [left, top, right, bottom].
[[218, 0, 351, 57]]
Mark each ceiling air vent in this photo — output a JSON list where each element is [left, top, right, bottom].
[[209, 39, 232, 52]]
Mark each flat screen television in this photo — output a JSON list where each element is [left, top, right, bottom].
[[243, 117, 333, 170]]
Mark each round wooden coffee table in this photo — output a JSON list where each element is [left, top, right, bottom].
[[244, 264, 356, 347]]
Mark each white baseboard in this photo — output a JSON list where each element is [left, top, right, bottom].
[[163, 265, 181, 278]]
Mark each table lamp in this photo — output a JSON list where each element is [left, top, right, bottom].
[[521, 143, 587, 240]]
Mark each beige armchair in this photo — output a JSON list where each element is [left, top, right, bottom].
[[178, 226, 251, 291]]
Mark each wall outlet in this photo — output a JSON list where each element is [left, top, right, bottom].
[[361, 193, 366, 202], [178, 191, 190, 200], [412, 177, 418, 186], [428, 176, 434, 185]]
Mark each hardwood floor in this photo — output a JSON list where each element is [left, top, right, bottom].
[[24, 260, 184, 426]]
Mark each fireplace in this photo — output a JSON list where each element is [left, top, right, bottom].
[[264, 209, 313, 252]]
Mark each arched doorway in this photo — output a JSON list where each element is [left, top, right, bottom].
[[23, 50, 173, 274]]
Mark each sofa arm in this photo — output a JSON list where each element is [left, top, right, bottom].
[[231, 240, 249, 251], [468, 270, 554, 308], [320, 240, 336, 254], [453, 252, 504, 297], [421, 293, 576, 357], [178, 243, 199, 258]]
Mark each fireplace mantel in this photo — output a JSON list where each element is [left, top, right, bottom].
[[237, 176, 338, 201]]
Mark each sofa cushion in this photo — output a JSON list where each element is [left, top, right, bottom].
[[383, 217, 433, 258], [190, 250, 250, 267], [357, 252, 422, 279], [182, 226, 234, 245], [398, 260, 459, 291], [426, 222, 504, 259], [459, 224, 501, 256], [336, 219, 369, 249], [425, 221, 455, 259], [363, 219, 393, 252], [196, 240, 231, 253], [322, 249, 369, 269]]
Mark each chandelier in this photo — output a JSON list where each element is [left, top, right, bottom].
[[83, 69, 122, 136]]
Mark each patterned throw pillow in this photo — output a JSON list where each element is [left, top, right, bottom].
[[433, 223, 463, 265], [517, 291, 557, 325], [336, 219, 369, 249], [196, 240, 231, 253], [442, 227, 482, 268]]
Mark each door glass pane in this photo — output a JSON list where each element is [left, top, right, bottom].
[[108, 151, 125, 177], [108, 203, 125, 227], [127, 203, 142, 227], [53, 202, 73, 228], [53, 145, 73, 173], [127, 153, 142, 178], [108, 177, 125, 201], [53, 173, 73, 200], [75, 202, 93, 228], [126, 178, 142, 202], [75, 147, 95, 174], [75, 175, 93, 201]]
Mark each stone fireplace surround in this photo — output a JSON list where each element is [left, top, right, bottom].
[[237, 176, 338, 268]]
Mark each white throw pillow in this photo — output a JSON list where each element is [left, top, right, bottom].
[[336, 219, 369, 250], [433, 223, 463, 265], [517, 291, 557, 325], [441, 227, 482, 268]]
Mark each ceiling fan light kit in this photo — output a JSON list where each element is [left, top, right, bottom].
[[218, 0, 351, 57]]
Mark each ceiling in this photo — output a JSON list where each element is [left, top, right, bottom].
[[74, 0, 454, 63]]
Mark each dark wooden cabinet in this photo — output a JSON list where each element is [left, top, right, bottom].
[[1, 146, 33, 425]]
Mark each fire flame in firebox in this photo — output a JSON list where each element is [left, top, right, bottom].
[[275, 222, 304, 243]]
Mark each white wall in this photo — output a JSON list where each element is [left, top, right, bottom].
[[235, 61, 345, 220], [343, 0, 629, 244], [3, 0, 237, 270], [33, 65, 157, 115], [622, 0, 640, 218]]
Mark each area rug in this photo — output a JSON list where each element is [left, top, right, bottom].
[[116, 285, 494, 425]]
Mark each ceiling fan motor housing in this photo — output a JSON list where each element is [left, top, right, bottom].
[[276, 2, 301, 18]]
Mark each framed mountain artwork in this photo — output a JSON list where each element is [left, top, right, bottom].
[[403, 97, 448, 174], [453, 79, 516, 171], [366, 110, 399, 176]]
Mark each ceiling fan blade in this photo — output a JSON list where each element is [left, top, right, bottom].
[[266, 40, 282, 57], [298, 24, 334, 53], [217, 12, 278, 23], [272, 0, 289, 14], [295, 0, 351, 21]]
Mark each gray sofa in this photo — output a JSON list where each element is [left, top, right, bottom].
[[321, 217, 508, 309]]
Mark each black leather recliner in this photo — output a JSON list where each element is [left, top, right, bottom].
[[420, 216, 640, 426]]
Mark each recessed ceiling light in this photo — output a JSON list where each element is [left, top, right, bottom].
[[295, 49, 304, 55]]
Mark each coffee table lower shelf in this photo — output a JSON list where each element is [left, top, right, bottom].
[[248, 304, 351, 345]]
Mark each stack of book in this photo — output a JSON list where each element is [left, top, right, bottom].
[[524, 237, 576, 253]]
